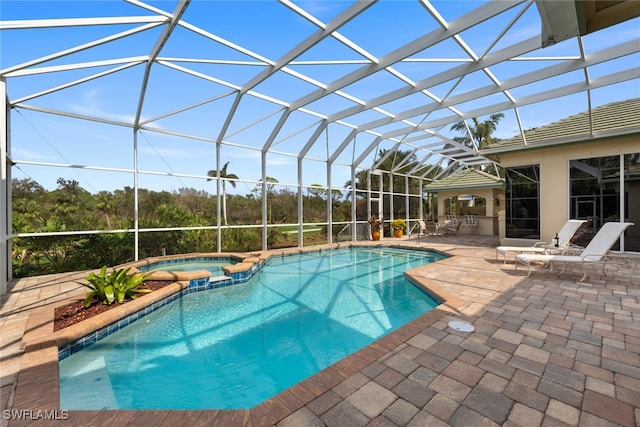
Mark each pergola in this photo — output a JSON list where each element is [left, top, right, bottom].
[[2, 0, 639, 293]]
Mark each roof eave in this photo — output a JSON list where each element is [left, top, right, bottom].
[[481, 127, 640, 156]]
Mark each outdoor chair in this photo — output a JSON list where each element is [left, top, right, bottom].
[[443, 215, 461, 235], [461, 215, 479, 234], [515, 222, 634, 281], [496, 219, 586, 263], [416, 220, 441, 237]]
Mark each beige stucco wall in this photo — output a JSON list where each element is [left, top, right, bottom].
[[496, 135, 639, 243], [435, 187, 503, 235]]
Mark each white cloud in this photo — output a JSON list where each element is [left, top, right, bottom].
[[10, 147, 53, 161], [68, 87, 137, 124]]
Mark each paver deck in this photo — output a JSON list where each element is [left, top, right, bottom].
[[1, 236, 639, 426]]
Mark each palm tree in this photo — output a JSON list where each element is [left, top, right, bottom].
[[344, 148, 421, 196], [450, 113, 504, 150], [343, 169, 369, 200], [207, 161, 239, 226]]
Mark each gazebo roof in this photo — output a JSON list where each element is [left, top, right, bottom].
[[423, 168, 504, 192]]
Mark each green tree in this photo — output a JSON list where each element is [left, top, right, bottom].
[[252, 177, 279, 223], [344, 149, 424, 218], [207, 161, 239, 226], [450, 113, 504, 150], [175, 187, 210, 217], [252, 176, 279, 196], [343, 169, 369, 200], [95, 191, 115, 229], [50, 178, 93, 229], [308, 184, 325, 199]]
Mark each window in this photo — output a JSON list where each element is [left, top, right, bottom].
[[570, 155, 620, 227], [570, 153, 640, 252], [505, 165, 540, 239]]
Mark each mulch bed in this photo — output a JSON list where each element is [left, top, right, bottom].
[[53, 281, 173, 331]]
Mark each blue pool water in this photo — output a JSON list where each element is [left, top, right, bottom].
[[59, 247, 444, 410], [141, 258, 236, 277]]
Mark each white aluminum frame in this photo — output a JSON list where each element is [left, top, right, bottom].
[[1, 0, 639, 294]]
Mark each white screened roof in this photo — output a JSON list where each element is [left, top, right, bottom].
[[2, 0, 639, 191]]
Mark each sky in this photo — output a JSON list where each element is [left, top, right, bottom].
[[2, 0, 639, 196]]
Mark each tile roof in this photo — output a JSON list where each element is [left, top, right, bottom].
[[481, 98, 640, 155], [424, 168, 504, 191]]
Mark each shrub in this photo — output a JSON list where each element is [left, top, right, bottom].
[[391, 218, 406, 230], [80, 266, 151, 308]]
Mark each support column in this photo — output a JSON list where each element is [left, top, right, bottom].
[[326, 161, 332, 245], [261, 151, 268, 250], [133, 130, 139, 261], [388, 172, 393, 222], [1, 80, 10, 295], [405, 175, 409, 225], [351, 165, 358, 242], [297, 157, 304, 248]]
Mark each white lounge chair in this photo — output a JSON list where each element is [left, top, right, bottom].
[[515, 222, 634, 281], [496, 219, 586, 264]]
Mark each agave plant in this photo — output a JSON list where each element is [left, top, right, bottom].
[[80, 266, 152, 308]]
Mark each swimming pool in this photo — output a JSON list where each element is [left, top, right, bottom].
[[59, 247, 445, 410]]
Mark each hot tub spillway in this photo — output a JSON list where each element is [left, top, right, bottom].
[[221, 256, 262, 281]]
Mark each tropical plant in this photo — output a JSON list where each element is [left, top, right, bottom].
[[368, 215, 383, 231], [80, 266, 151, 308], [450, 113, 505, 150], [391, 218, 406, 230], [207, 161, 239, 226], [343, 169, 369, 200]]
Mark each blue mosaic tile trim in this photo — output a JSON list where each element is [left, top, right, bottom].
[[58, 260, 266, 361], [58, 288, 185, 361]]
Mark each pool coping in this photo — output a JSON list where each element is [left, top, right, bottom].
[[15, 242, 467, 421]]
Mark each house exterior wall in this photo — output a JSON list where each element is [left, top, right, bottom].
[[496, 135, 639, 243]]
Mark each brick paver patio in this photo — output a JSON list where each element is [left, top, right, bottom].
[[1, 236, 639, 426]]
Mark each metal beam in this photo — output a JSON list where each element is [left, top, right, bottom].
[[134, 0, 191, 127], [290, 1, 525, 111], [352, 38, 637, 135], [243, 0, 375, 94], [0, 22, 163, 76]]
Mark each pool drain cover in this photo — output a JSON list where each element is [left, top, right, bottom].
[[448, 320, 475, 333]]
